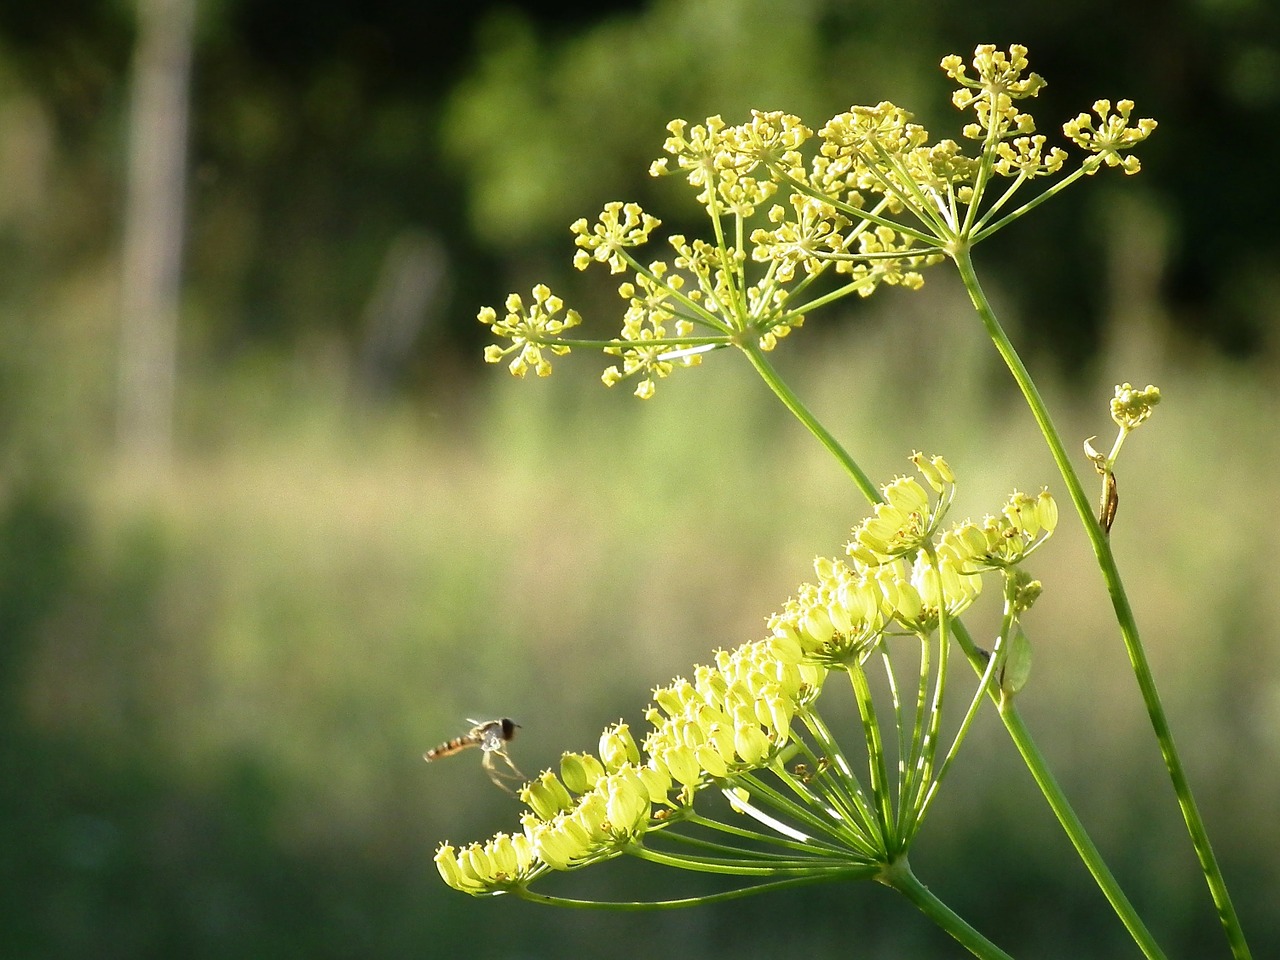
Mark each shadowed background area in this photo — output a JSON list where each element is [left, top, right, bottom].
[[1, 1, 1278, 956]]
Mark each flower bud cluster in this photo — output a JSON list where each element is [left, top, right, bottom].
[[942, 44, 1045, 139], [571, 201, 662, 274], [945, 489, 1058, 571], [434, 832, 538, 896], [1109, 382, 1161, 431], [770, 458, 1055, 659], [643, 641, 823, 790]]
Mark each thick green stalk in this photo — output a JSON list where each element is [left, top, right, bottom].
[[952, 244, 1251, 960], [879, 857, 1015, 960], [992, 677, 1168, 959]]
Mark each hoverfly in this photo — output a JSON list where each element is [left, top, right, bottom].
[[424, 718, 525, 793]]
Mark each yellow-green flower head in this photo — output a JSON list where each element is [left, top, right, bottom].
[[435, 831, 538, 895], [845, 226, 936, 295], [847, 475, 937, 562], [560, 751, 606, 794], [650, 115, 767, 209], [600, 260, 701, 399], [820, 101, 928, 157], [572, 201, 662, 274], [993, 135, 1068, 179], [1110, 382, 1161, 430], [767, 559, 889, 666], [521, 770, 576, 821], [909, 452, 953, 492], [725, 109, 813, 179], [603, 765, 655, 836], [600, 721, 642, 772], [478, 284, 581, 378], [750, 194, 851, 283], [638, 640, 818, 794], [1063, 100, 1157, 175], [521, 764, 665, 874], [710, 165, 778, 219], [651, 116, 727, 183], [529, 799, 601, 871], [942, 44, 1046, 120], [904, 550, 982, 625], [900, 138, 980, 197], [944, 488, 1057, 570]]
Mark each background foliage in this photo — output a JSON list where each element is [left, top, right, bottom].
[[1, 0, 1278, 956]]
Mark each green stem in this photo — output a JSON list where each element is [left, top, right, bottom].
[[879, 856, 1014, 960], [739, 341, 881, 504], [911, 620, 1001, 836], [991, 679, 1168, 960], [952, 244, 1250, 959], [848, 666, 896, 850], [788, 716, 883, 844], [678, 809, 853, 857], [725, 768, 874, 850]]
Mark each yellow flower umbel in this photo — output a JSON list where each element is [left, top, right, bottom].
[[476, 44, 1155, 402], [436, 457, 1056, 906], [478, 284, 581, 378]]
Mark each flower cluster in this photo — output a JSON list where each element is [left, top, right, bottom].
[[571, 201, 663, 274], [475, 44, 1155, 399], [773, 455, 1055, 663], [941, 43, 1045, 138], [478, 284, 581, 378], [434, 634, 826, 895], [436, 456, 1057, 899], [1063, 100, 1158, 175]]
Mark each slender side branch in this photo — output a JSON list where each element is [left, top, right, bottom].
[[512, 867, 880, 910], [739, 340, 881, 504]]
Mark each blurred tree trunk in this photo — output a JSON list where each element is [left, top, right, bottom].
[[117, 0, 196, 465]]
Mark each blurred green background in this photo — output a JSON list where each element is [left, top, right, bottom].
[[2, 0, 1278, 956]]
